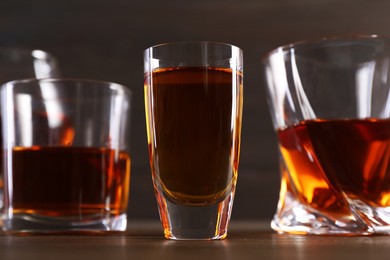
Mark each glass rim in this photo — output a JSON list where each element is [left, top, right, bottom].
[[262, 34, 390, 61], [144, 41, 242, 54], [1, 77, 133, 97]]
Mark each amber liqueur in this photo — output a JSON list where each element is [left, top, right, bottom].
[[145, 66, 243, 205], [278, 118, 390, 217], [5, 146, 130, 218]]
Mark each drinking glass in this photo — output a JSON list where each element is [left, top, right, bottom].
[[1, 78, 131, 233], [0, 47, 59, 83], [263, 35, 390, 235], [144, 42, 243, 240], [0, 47, 60, 222]]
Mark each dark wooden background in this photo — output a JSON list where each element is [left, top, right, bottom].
[[0, 0, 388, 221]]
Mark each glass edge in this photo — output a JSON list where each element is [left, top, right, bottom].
[[143, 41, 243, 73], [260, 34, 388, 62], [0, 78, 133, 97], [143, 41, 243, 54]]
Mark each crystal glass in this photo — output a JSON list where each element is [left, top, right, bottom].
[[263, 35, 390, 235], [1, 78, 131, 233]]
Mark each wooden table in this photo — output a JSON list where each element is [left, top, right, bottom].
[[1, 221, 390, 259]]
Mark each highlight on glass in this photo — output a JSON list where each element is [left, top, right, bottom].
[[0, 47, 60, 225]]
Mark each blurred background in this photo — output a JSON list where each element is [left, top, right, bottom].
[[0, 0, 388, 221]]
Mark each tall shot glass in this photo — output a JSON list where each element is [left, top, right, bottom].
[[1, 78, 131, 233], [263, 35, 390, 235], [144, 42, 243, 240]]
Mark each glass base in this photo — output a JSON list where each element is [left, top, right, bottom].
[[2, 213, 127, 234], [155, 191, 235, 240], [271, 190, 390, 235]]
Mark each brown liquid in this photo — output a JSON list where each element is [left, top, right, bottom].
[[5, 146, 130, 218], [0, 109, 77, 202], [144, 67, 242, 205], [279, 119, 390, 217]]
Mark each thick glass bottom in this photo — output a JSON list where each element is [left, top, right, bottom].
[[155, 190, 235, 240], [2, 213, 127, 234], [272, 190, 390, 235]]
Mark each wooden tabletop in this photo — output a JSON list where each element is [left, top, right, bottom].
[[1, 221, 390, 260]]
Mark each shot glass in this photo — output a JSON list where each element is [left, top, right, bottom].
[[263, 35, 390, 235], [144, 42, 243, 240], [1, 78, 131, 233]]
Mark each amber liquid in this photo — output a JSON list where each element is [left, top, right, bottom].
[[145, 67, 242, 205], [5, 146, 130, 219], [279, 119, 390, 217]]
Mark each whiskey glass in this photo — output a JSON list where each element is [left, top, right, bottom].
[[0, 47, 59, 223], [0, 47, 59, 83], [263, 35, 390, 235], [144, 42, 243, 240], [1, 78, 131, 233]]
